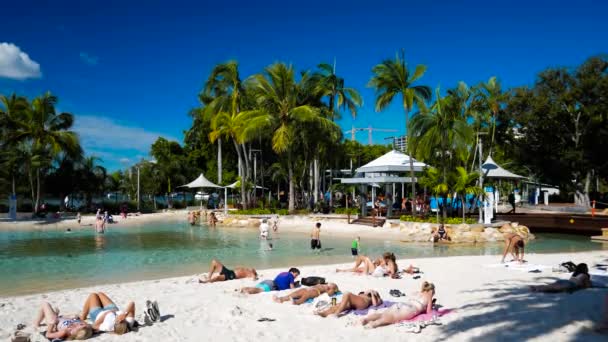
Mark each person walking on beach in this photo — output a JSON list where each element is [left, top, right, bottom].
[[240, 268, 300, 294], [311, 222, 322, 250], [508, 191, 516, 213], [351, 237, 360, 256], [198, 258, 258, 283]]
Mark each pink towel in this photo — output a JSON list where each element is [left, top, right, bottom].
[[403, 308, 453, 322]]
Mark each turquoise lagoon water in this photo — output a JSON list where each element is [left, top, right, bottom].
[[1, 220, 605, 296]]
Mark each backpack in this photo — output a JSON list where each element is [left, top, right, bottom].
[[301, 276, 326, 286]]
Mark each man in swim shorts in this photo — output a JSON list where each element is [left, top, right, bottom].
[[240, 267, 300, 294], [311, 222, 321, 250], [198, 258, 258, 283]]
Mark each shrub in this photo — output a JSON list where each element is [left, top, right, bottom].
[[334, 207, 360, 215], [399, 215, 476, 224]]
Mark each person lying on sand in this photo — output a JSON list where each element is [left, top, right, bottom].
[[273, 283, 339, 305], [33, 301, 93, 340], [530, 263, 592, 293], [79, 292, 135, 335], [361, 281, 435, 329], [501, 233, 525, 263], [241, 268, 300, 294], [315, 290, 382, 317], [336, 255, 379, 275], [199, 258, 258, 283]]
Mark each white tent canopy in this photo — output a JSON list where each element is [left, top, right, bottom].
[[481, 156, 525, 179], [180, 173, 223, 188], [226, 181, 267, 190], [356, 150, 427, 173], [179, 173, 227, 214]]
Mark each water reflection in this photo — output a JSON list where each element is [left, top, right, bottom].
[[94, 234, 106, 251]]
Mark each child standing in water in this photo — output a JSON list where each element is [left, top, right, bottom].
[[351, 237, 360, 256]]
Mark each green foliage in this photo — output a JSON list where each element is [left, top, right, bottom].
[[400, 215, 476, 224], [334, 207, 360, 215], [233, 208, 289, 215]]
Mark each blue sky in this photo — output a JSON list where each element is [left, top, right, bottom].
[[1, 0, 606, 170]]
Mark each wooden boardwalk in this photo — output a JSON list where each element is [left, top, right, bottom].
[[496, 213, 608, 234]]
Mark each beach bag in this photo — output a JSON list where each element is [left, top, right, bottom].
[[301, 276, 326, 286]]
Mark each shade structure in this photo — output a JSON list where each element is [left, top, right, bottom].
[[226, 181, 268, 190], [179, 173, 227, 214], [481, 156, 525, 179], [180, 173, 223, 188], [356, 150, 427, 173]]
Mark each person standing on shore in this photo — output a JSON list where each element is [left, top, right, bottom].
[[311, 222, 322, 250], [260, 219, 270, 239], [351, 237, 360, 256], [76, 212, 81, 225]]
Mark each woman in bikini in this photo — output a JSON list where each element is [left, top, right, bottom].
[[361, 281, 435, 329], [79, 292, 135, 335], [315, 290, 382, 317], [501, 233, 525, 263], [336, 255, 379, 275], [273, 283, 339, 305], [530, 263, 592, 293], [33, 302, 93, 340]]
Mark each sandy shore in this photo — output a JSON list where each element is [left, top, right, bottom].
[[2, 251, 607, 341]]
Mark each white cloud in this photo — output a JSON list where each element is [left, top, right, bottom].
[[0, 42, 42, 80], [73, 115, 179, 162], [79, 52, 98, 66]]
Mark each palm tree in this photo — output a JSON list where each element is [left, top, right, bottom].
[[410, 88, 472, 220], [247, 62, 337, 213], [10, 92, 82, 213], [369, 51, 431, 214], [78, 156, 107, 209], [0, 94, 29, 196], [452, 167, 482, 222], [476, 76, 504, 154], [313, 62, 362, 121], [418, 167, 448, 222]]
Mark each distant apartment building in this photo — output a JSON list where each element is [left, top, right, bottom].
[[392, 135, 407, 152]]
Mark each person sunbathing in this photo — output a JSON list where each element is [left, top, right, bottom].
[[501, 233, 525, 263], [33, 301, 93, 340], [240, 268, 300, 294], [79, 292, 135, 335], [336, 255, 379, 275], [361, 281, 435, 329], [530, 263, 592, 293], [273, 283, 339, 305], [315, 290, 382, 317], [198, 258, 258, 283], [381, 252, 399, 277]]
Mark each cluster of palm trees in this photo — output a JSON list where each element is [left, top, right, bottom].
[[196, 51, 504, 216], [0, 92, 106, 213]]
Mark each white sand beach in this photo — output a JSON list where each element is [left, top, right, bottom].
[[2, 251, 607, 341]]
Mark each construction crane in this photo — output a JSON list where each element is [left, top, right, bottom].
[[344, 125, 398, 145]]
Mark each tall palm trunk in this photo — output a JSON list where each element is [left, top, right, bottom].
[[233, 140, 247, 209], [35, 168, 41, 213], [217, 138, 222, 183], [404, 106, 417, 216], [28, 170, 35, 213], [288, 152, 295, 213], [313, 157, 320, 204]]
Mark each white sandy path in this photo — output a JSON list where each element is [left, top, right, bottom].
[[2, 251, 608, 342]]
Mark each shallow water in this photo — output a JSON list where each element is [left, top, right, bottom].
[[0, 220, 605, 296]]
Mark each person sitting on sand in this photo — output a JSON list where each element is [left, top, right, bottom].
[[361, 282, 435, 328], [241, 268, 300, 294], [273, 283, 339, 305], [501, 233, 525, 263], [432, 224, 450, 242], [34, 301, 93, 340], [198, 258, 258, 283], [530, 263, 592, 293], [315, 290, 382, 318], [79, 292, 135, 335]]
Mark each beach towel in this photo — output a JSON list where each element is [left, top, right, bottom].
[[484, 262, 551, 272]]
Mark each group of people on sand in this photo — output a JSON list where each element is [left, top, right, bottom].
[[196, 253, 431, 329], [33, 292, 137, 340]]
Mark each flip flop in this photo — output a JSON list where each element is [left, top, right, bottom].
[[389, 289, 405, 297], [257, 317, 276, 322]]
